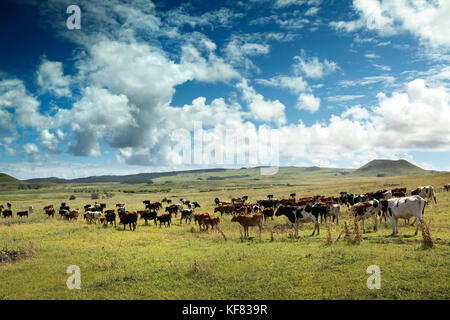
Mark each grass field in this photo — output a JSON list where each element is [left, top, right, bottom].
[[0, 171, 449, 300]]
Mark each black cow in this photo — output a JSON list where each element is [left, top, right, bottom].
[[3, 209, 12, 218], [104, 211, 116, 226], [165, 205, 179, 217], [157, 213, 172, 227], [257, 199, 278, 209], [139, 210, 157, 225], [17, 211, 28, 218], [180, 209, 194, 224]]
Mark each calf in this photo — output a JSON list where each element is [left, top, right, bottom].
[[275, 205, 319, 237], [67, 210, 79, 221], [381, 195, 426, 236], [17, 211, 29, 218], [231, 213, 265, 240], [45, 208, 55, 218], [349, 200, 381, 233], [444, 184, 449, 192], [119, 211, 138, 231]]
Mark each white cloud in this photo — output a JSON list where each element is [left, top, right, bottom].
[[294, 50, 338, 78], [326, 95, 365, 102], [256, 75, 309, 94], [296, 93, 320, 112], [0, 79, 47, 129], [331, 0, 450, 48], [236, 79, 287, 125], [39, 130, 59, 153], [37, 60, 71, 97], [24, 143, 39, 154], [364, 53, 380, 59]]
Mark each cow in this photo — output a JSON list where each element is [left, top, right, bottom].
[[2, 208, 12, 218], [180, 209, 194, 224], [275, 205, 319, 237], [138, 210, 157, 225], [279, 198, 296, 206], [104, 210, 116, 226], [381, 196, 427, 236], [214, 204, 234, 216], [157, 213, 172, 227], [146, 202, 162, 211], [250, 205, 261, 214], [392, 187, 407, 194], [267, 194, 274, 199], [349, 200, 381, 233], [411, 186, 437, 204], [383, 190, 392, 200], [161, 197, 168, 203], [231, 213, 265, 240], [444, 184, 450, 192], [44, 205, 55, 218], [262, 208, 274, 220], [257, 199, 278, 209], [290, 193, 296, 198], [372, 189, 388, 200], [59, 209, 70, 218], [67, 210, 79, 221], [327, 204, 340, 225], [28, 206, 34, 213], [242, 196, 249, 201], [203, 216, 221, 231], [165, 205, 179, 217], [17, 211, 28, 218], [115, 203, 125, 208], [119, 211, 138, 231], [194, 213, 210, 231]]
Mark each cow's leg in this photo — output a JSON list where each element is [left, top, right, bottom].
[[411, 218, 417, 226], [414, 220, 419, 236], [362, 219, 366, 233], [373, 215, 378, 232]]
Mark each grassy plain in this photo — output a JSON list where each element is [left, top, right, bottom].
[[0, 171, 449, 299]]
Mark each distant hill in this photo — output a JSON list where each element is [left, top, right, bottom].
[[2, 159, 440, 186], [352, 159, 432, 177], [0, 173, 20, 184]]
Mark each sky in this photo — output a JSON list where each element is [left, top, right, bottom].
[[0, 0, 449, 179]]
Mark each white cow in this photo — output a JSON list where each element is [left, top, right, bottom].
[[327, 204, 340, 225], [381, 195, 426, 236], [412, 186, 437, 204], [383, 191, 392, 200]]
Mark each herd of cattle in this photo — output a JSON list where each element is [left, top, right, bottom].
[[0, 184, 448, 240]]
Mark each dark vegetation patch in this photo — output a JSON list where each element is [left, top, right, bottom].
[[0, 241, 35, 265]]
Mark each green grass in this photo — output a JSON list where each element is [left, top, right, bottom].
[[0, 172, 449, 299]]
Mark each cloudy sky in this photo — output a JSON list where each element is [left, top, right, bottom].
[[0, 0, 449, 179]]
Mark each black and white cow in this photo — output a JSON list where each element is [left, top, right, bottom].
[[275, 205, 320, 237], [380, 195, 427, 236], [411, 186, 437, 204]]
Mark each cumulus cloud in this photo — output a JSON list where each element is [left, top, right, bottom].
[[294, 50, 338, 78], [330, 0, 450, 48], [0, 79, 47, 129], [37, 60, 71, 97], [296, 93, 320, 112], [236, 79, 287, 125], [256, 76, 309, 94]]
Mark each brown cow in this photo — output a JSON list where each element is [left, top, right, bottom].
[[262, 208, 274, 220], [194, 213, 210, 231], [203, 216, 221, 231], [120, 211, 138, 231], [214, 204, 235, 216], [231, 213, 264, 240]]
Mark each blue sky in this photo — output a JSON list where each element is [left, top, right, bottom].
[[0, 0, 449, 179]]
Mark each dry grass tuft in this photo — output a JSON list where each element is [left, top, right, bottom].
[[326, 222, 333, 244], [417, 218, 435, 248], [353, 218, 363, 244]]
